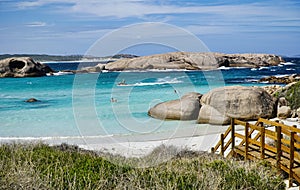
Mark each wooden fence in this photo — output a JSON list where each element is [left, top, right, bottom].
[[211, 118, 300, 187]]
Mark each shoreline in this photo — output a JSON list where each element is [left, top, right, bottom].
[[1, 118, 299, 157], [0, 123, 244, 157]]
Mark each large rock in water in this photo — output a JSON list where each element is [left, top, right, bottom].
[[197, 86, 276, 125], [148, 92, 202, 120], [103, 52, 284, 71], [0, 57, 53, 77]]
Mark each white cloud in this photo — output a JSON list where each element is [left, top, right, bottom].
[[25, 21, 47, 27], [15, 0, 298, 20], [12, 0, 299, 34]]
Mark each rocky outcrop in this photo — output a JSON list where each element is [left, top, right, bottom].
[[148, 92, 202, 120], [261, 85, 283, 96], [76, 64, 105, 73], [277, 106, 292, 119], [197, 86, 276, 125], [259, 74, 300, 84], [0, 57, 53, 77], [103, 52, 284, 71], [105, 52, 218, 71], [214, 53, 284, 68]]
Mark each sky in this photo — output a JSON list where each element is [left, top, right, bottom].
[[0, 0, 299, 56]]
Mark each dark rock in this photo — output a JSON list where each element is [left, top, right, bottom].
[[25, 98, 40, 103], [0, 57, 54, 77]]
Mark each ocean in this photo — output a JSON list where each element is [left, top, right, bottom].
[[0, 58, 299, 140]]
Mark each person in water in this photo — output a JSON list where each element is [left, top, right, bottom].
[[118, 79, 127, 85], [111, 97, 117, 102]]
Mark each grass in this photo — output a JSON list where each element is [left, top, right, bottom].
[[0, 143, 285, 190], [285, 81, 300, 109], [275, 81, 300, 109]]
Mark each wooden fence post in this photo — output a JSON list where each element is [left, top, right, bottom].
[[231, 118, 235, 156], [289, 131, 295, 187], [221, 134, 225, 156], [245, 122, 249, 160], [276, 126, 282, 171], [260, 123, 265, 159]]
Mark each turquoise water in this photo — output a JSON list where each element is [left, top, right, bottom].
[[1, 59, 299, 138]]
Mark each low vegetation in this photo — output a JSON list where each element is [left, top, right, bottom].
[[0, 143, 285, 189], [285, 81, 300, 109], [275, 81, 300, 109]]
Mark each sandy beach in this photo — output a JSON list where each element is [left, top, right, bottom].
[[1, 118, 299, 158]]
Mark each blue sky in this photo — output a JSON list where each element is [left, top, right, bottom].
[[0, 0, 299, 56]]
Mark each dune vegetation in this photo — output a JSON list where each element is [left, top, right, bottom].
[[0, 143, 285, 190]]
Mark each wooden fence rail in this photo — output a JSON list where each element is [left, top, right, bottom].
[[211, 118, 300, 187]]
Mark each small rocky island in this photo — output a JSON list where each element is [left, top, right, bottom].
[[93, 52, 284, 71], [0, 57, 53, 77]]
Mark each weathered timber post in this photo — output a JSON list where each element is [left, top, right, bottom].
[[289, 131, 296, 187], [231, 118, 235, 156], [221, 134, 225, 156], [260, 122, 265, 159], [245, 122, 249, 160], [276, 126, 282, 171]]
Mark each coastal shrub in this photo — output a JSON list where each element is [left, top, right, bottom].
[[0, 143, 285, 190], [285, 81, 300, 109], [276, 81, 300, 109]]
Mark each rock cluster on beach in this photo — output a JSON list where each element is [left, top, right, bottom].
[[0, 57, 53, 77], [148, 92, 202, 120], [148, 86, 277, 125], [259, 74, 300, 84], [198, 86, 276, 124], [89, 52, 284, 71], [149, 79, 300, 124]]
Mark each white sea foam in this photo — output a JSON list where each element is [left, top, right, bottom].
[[46, 71, 73, 76], [218, 66, 231, 70], [281, 62, 296, 65], [118, 76, 183, 87], [245, 79, 259, 82], [259, 67, 269, 70], [274, 74, 290, 77], [0, 134, 114, 141], [286, 68, 296, 71], [113, 69, 191, 73], [54, 71, 74, 76]]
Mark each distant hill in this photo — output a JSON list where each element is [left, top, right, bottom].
[[0, 54, 138, 62], [0, 54, 84, 62]]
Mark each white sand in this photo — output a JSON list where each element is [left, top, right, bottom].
[[1, 118, 299, 158]]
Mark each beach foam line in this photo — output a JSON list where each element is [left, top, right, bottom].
[[0, 134, 114, 141], [111, 69, 192, 73], [281, 62, 296, 65], [118, 77, 183, 87]]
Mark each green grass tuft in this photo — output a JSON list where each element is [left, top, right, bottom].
[[0, 143, 286, 189]]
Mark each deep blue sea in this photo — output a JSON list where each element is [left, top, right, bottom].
[[1, 58, 299, 138]]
